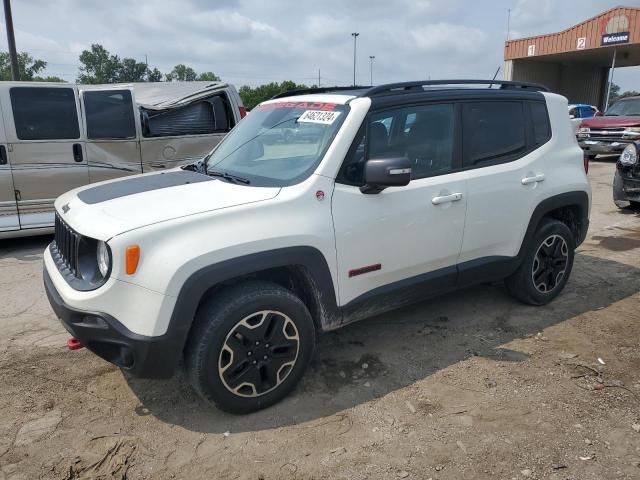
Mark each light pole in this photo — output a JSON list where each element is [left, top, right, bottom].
[[369, 55, 375, 85], [3, 0, 19, 80], [351, 32, 359, 86]]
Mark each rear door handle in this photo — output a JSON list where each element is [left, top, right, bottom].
[[521, 174, 545, 185], [432, 192, 463, 205], [72, 143, 83, 163], [0, 145, 6, 165]]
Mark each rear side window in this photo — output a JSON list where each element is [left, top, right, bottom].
[[462, 101, 526, 167], [84, 90, 136, 140], [530, 102, 551, 146], [142, 95, 234, 138], [10, 87, 80, 140]]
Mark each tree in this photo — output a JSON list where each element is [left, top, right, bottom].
[[118, 57, 148, 82], [239, 81, 308, 110], [197, 71, 221, 81], [165, 64, 197, 81], [78, 44, 122, 84], [607, 82, 640, 106], [147, 67, 163, 82], [0, 52, 48, 80], [32, 75, 65, 82]]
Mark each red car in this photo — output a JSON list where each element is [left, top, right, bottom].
[[577, 96, 640, 159]]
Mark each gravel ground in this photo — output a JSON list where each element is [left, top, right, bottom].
[[1, 159, 640, 480]]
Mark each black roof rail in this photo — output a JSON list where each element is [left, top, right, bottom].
[[364, 79, 549, 96], [271, 86, 371, 99]]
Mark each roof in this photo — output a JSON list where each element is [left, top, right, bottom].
[[81, 81, 229, 110], [505, 6, 640, 62]]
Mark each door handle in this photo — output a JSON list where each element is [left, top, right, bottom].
[[0, 145, 6, 165], [72, 143, 83, 163], [521, 174, 545, 185], [432, 192, 463, 205]]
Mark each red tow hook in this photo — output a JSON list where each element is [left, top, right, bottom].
[[67, 337, 84, 350]]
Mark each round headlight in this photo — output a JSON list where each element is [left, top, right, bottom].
[[620, 144, 638, 167], [96, 241, 111, 277]]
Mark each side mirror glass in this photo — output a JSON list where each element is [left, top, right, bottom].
[[361, 156, 412, 194]]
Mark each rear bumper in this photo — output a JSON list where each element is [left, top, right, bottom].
[[44, 269, 179, 379]]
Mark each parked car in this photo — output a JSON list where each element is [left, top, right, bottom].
[[44, 80, 590, 413], [568, 103, 600, 133], [577, 96, 640, 159], [0, 81, 245, 239], [613, 141, 640, 209]]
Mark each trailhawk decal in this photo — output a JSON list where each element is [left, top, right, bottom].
[[298, 110, 342, 125], [255, 102, 338, 111]]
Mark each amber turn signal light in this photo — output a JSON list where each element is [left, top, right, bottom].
[[125, 245, 140, 275]]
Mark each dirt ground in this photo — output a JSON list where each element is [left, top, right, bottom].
[[1, 159, 640, 480]]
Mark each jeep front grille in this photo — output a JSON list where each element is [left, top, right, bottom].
[[54, 213, 80, 277]]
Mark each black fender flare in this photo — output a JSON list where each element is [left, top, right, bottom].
[[161, 246, 340, 373], [518, 191, 590, 258]]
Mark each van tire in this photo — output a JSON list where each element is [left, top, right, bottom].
[[185, 280, 315, 414], [506, 219, 575, 306]]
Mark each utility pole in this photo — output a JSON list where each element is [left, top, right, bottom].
[[351, 32, 359, 86], [369, 55, 375, 85], [3, 0, 19, 80], [318, 68, 321, 87], [605, 48, 617, 111], [506, 9, 511, 41]]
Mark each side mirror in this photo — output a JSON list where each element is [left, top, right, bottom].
[[360, 156, 412, 194]]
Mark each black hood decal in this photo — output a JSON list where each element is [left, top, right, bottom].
[[77, 171, 214, 205]]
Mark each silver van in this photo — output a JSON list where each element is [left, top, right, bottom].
[[0, 81, 244, 238]]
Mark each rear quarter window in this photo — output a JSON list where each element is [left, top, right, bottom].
[[530, 102, 551, 146], [462, 101, 526, 167]]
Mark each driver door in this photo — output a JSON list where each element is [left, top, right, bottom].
[[331, 102, 467, 307]]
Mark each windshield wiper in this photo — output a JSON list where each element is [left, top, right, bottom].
[[208, 170, 251, 185]]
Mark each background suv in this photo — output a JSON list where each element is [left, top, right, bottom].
[[44, 80, 591, 413]]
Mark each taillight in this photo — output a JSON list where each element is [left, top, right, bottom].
[[583, 153, 589, 174], [239, 106, 247, 118]]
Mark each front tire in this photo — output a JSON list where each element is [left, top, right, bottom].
[[505, 219, 575, 305], [185, 281, 315, 414]]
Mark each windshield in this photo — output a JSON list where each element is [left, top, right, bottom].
[[605, 98, 640, 116], [205, 101, 348, 187]]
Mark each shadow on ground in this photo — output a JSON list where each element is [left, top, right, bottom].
[[124, 252, 640, 433], [0, 235, 51, 262]]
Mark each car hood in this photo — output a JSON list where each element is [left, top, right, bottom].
[[55, 170, 280, 240], [580, 115, 640, 128]]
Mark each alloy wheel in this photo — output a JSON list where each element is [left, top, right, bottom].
[[531, 234, 569, 294], [218, 310, 300, 397]]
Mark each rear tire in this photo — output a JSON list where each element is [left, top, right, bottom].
[[505, 219, 575, 306], [185, 281, 315, 414]]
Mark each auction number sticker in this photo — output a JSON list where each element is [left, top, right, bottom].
[[298, 110, 341, 124]]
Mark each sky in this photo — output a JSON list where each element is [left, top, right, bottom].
[[0, 0, 638, 91]]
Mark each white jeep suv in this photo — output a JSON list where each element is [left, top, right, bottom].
[[44, 80, 591, 413]]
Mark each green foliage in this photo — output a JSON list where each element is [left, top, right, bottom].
[[197, 71, 221, 81], [78, 44, 122, 83], [0, 52, 48, 81], [239, 81, 309, 110], [147, 67, 163, 82], [32, 75, 65, 82], [118, 58, 149, 82], [165, 64, 197, 82]]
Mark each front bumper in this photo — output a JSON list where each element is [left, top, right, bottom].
[[44, 269, 179, 379], [578, 139, 628, 155], [618, 170, 640, 202]]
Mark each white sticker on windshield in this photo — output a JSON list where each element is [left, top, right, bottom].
[[298, 110, 341, 125]]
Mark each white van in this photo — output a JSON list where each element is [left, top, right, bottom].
[[0, 81, 244, 238]]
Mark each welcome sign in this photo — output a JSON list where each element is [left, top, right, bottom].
[[601, 31, 630, 46]]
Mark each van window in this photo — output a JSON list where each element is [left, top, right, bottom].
[[142, 95, 234, 138], [10, 87, 80, 140], [84, 90, 136, 140], [462, 101, 526, 167]]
